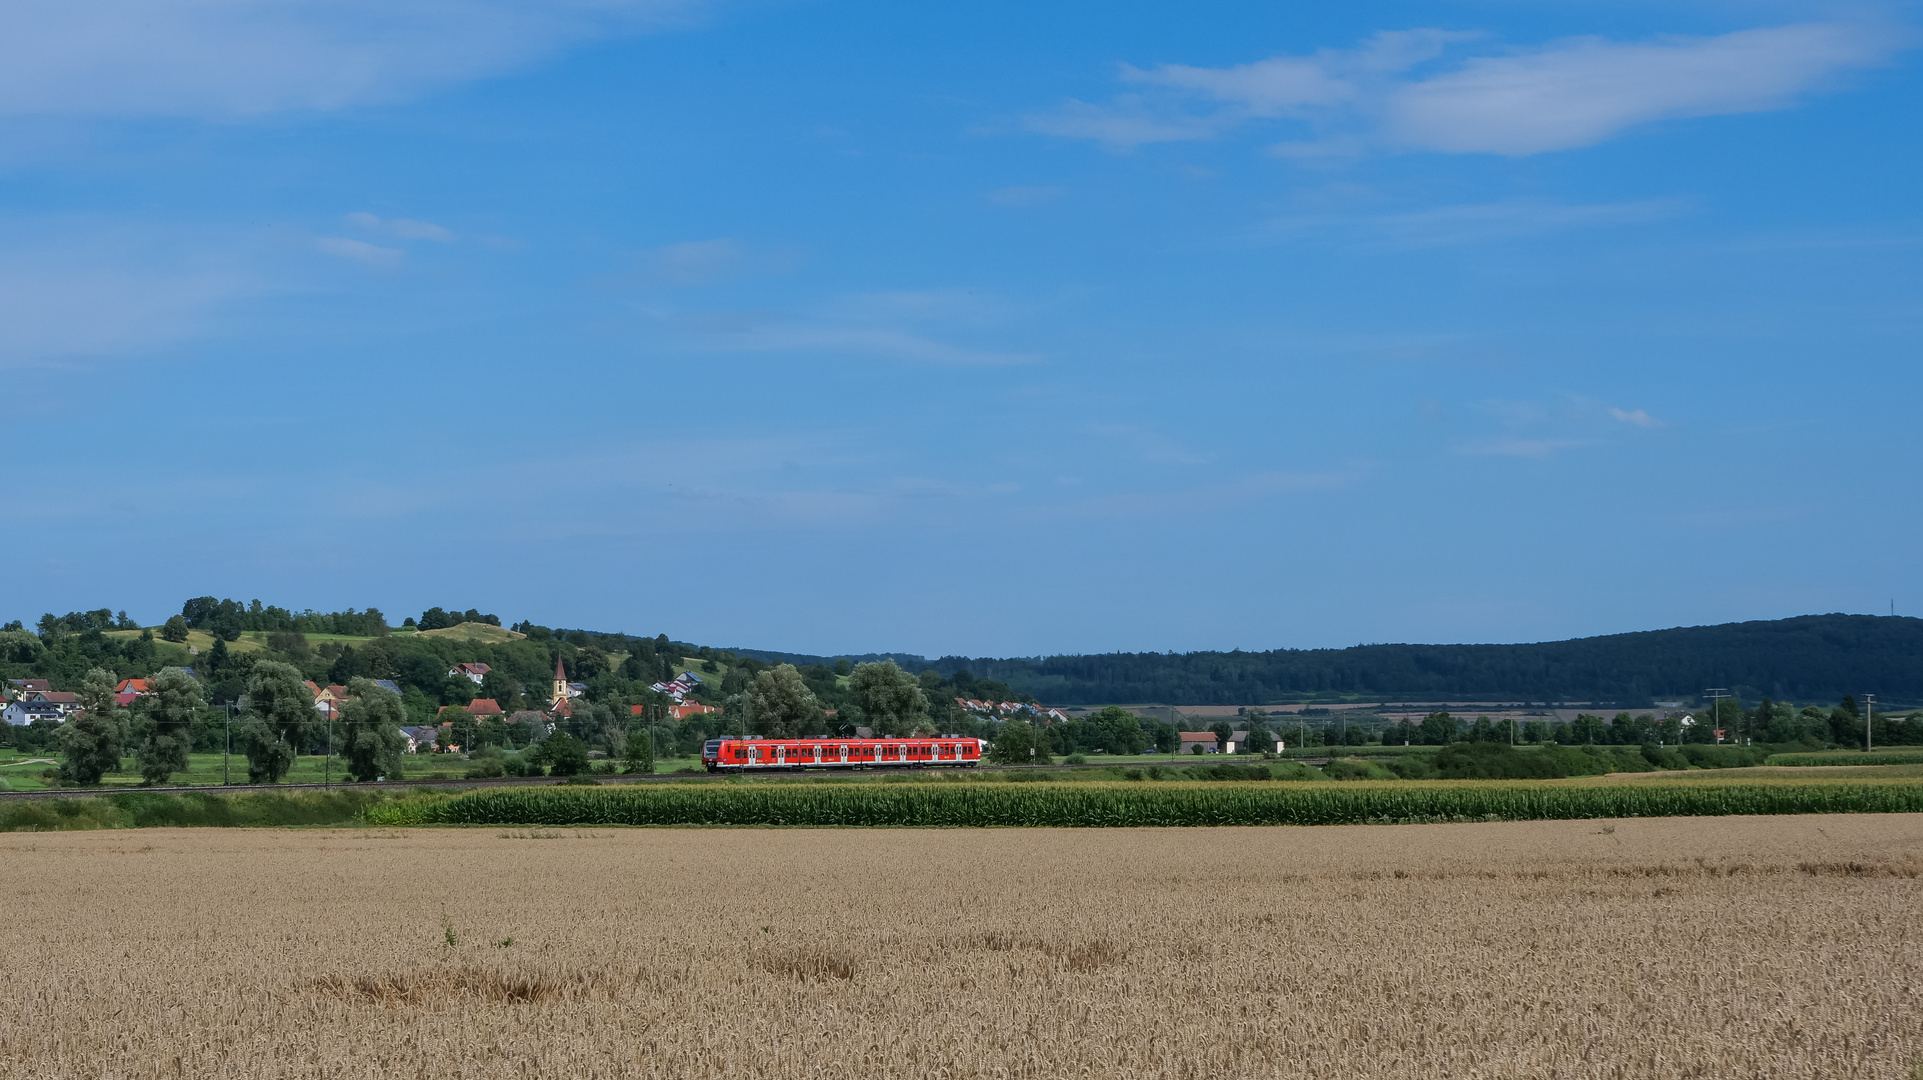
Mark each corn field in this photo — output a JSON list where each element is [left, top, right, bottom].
[[363, 778, 1923, 827], [2, 816, 1920, 1078]]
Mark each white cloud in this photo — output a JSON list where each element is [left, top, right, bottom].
[[347, 212, 454, 242], [0, 0, 703, 118], [315, 236, 403, 267], [1030, 23, 1899, 156], [1609, 407, 1665, 428]]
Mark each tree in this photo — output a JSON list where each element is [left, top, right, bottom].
[[622, 727, 655, 774], [240, 660, 318, 783], [1210, 721, 1234, 752], [337, 678, 408, 782], [849, 660, 928, 736], [57, 667, 128, 786], [161, 615, 190, 643], [833, 658, 852, 676], [543, 731, 590, 776], [1088, 705, 1148, 754], [133, 667, 204, 784], [746, 664, 821, 738], [988, 717, 1051, 765], [441, 706, 478, 752], [479, 668, 525, 713], [1413, 711, 1455, 745]]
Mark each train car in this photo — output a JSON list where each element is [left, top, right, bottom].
[[703, 736, 986, 772]]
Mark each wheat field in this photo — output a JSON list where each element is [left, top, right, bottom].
[[1, 816, 1919, 1079]]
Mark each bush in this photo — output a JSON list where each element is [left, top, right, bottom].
[[1767, 750, 1923, 767], [1433, 742, 1655, 780], [1385, 756, 1439, 780], [1321, 758, 1393, 781], [1063, 754, 1088, 766], [1185, 763, 1271, 782], [1681, 744, 1772, 769]]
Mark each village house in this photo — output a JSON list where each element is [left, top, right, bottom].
[[448, 663, 492, 685], [1178, 731, 1221, 754], [8, 679, 52, 701], [26, 691, 81, 717], [4, 700, 64, 726], [398, 726, 438, 753], [462, 698, 504, 719]]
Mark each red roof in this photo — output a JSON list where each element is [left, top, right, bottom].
[[116, 679, 152, 694], [465, 698, 503, 716]]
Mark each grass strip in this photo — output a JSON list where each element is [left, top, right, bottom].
[[361, 780, 1923, 828]]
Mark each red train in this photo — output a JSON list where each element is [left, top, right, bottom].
[[703, 736, 986, 772]]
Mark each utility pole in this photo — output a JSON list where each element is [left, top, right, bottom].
[[224, 702, 233, 785], [1865, 693, 1876, 752], [326, 703, 333, 788], [1704, 688, 1728, 744]]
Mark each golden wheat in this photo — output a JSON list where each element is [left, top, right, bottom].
[[1, 815, 1920, 1078]]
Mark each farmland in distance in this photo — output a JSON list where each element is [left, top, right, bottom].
[[1, 817, 1919, 1079]]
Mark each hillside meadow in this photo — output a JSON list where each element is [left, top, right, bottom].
[[1, 816, 1919, 1079]]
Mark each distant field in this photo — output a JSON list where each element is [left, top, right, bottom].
[[2, 817, 1917, 1078]]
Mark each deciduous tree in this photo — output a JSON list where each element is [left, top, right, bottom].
[[57, 667, 127, 786], [850, 660, 927, 737], [337, 678, 408, 782], [746, 664, 821, 738], [240, 660, 317, 783], [133, 666, 204, 784]]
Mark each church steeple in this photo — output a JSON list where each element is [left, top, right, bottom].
[[550, 655, 568, 710]]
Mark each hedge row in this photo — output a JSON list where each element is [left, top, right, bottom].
[[0, 789, 399, 832], [1765, 751, 1923, 767], [361, 781, 1923, 828]]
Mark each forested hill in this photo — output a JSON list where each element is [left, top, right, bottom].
[[735, 615, 1923, 706]]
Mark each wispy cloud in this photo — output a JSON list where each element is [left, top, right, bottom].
[[1609, 407, 1665, 428], [1028, 23, 1899, 156], [1270, 198, 1683, 246], [677, 319, 1039, 367], [1082, 422, 1212, 466], [635, 238, 799, 286], [1062, 469, 1363, 519], [346, 212, 453, 243], [315, 236, 403, 268], [0, 0, 705, 118], [1456, 437, 1596, 458], [0, 218, 257, 368], [652, 285, 1044, 367]]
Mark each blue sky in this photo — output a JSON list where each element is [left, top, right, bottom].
[[3, 0, 1919, 657]]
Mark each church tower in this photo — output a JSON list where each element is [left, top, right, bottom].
[[550, 656, 569, 710]]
